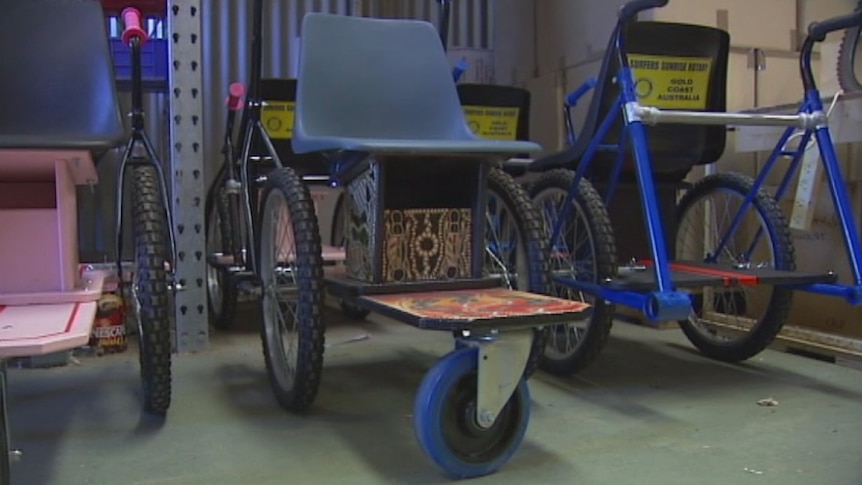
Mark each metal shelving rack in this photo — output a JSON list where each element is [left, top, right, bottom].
[[165, 0, 208, 353]]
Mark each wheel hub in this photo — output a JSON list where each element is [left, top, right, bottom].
[[443, 377, 516, 462]]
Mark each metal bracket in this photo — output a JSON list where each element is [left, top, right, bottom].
[[644, 290, 692, 322], [623, 101, 643, 123], [473, 330, 533, 429], [636, 105, 825, 130], [502, 157, 534, 168], [619, 258, 647, 273]]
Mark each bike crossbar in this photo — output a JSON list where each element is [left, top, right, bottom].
[[633, 105, 824, 130]]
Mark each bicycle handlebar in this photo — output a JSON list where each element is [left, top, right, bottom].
[[808, 9, 862, 42], [452, 59, 469, 83], [121, 7, 149, 46], [566, 78, 597, 107], [618, 0, 668, 22], [225, 83, 245, 111]]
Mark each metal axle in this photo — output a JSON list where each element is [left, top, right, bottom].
[[630, 103, 826, 130]]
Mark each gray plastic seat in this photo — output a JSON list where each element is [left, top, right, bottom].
[[292, 14, 541, 156], [0, 0, 125, 152]]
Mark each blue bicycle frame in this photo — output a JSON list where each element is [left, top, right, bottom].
[[547, 19, 693, 322], [545, 3, 862, 323], [710, 38, 862, 305]]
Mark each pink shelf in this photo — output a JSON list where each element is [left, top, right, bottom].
[[0, 269, 109, 359]]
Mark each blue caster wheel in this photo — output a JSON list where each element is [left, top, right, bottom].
[[413, 347, 531, 478]]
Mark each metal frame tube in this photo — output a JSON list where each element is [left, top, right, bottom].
[[810, 93, 862, 288], [635, 105, 823, 129]]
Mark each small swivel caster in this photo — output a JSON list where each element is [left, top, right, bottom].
[[413, 331, 533, 478]]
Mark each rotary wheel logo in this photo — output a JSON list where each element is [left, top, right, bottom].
[[468, 120, 480, 134], [266, 117, 283, 132], [635, 78, 653, 99]]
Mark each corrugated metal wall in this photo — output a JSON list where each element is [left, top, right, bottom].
[[78, 0, 492, 262]]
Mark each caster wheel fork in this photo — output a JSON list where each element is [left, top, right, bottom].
[[414, 330, 533, 478]]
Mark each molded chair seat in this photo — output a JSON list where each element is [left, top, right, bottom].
[[0, 0, 125, 156], [292, 14, 542, 158], [293, 136, 539, 156], [0, 135, 122, 152]]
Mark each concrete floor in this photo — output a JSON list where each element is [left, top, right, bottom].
[[7, 306, 862, 485]]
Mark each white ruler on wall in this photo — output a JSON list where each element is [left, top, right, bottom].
[[789, 138, 823, 231]]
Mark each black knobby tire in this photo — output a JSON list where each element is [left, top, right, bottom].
[[130, 165, 173, 416], [528, 169, 617, 375], [205, 184, 239, 330], [675, 172, 795, 362], [485, 167, 551, 378], [257, 167, 325, 413], [330, 192, 346, 249], [837, 0, 862, 93]]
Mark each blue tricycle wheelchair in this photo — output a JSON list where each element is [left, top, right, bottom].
[[209, 9, 591, 478]]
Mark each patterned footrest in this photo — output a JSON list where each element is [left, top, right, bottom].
[[360, 288, 590, 331]]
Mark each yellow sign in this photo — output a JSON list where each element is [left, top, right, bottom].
[[627, 54, 712, 110], [462, 105, 520, 141], [261, 100, 295, 139]]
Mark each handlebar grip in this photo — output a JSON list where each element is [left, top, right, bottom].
[[121, 7, 149, 46], [566, 77, 598, 106], [618, 0, 669, 21], [808, 9, 862, 42], [452, 59, 469, 82], [225, 83, 245, 111]]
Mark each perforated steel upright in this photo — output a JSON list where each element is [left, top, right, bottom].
[[166, 0, 208, 352]]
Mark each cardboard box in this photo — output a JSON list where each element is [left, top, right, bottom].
[[763, 181, 862, 339]]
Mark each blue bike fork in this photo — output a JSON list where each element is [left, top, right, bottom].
[[617, 66, 674, 293], [805, 92, 862, 290]]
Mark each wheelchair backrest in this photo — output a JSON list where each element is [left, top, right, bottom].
[[592, 21, 730, 169], [256, 79, 532, 172], [456, 84, 531, 142], [0, 0, 124, 150], [252, 78, 330, 177], [294, 13, 474, 144]]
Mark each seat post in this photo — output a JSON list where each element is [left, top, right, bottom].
[[247, 0, 264, 113]]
